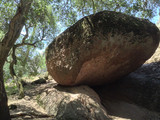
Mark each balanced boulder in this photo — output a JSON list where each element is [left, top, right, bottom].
[[45, 11, 160, 86]]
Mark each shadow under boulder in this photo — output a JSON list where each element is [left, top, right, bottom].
[[94, 61, 160, 120]]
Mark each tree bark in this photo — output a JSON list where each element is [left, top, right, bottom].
[[0, 0, 33, 119], [0, 69, 10, 120], [9, 46, 25, 99]]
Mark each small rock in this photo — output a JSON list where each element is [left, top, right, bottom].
[[21, 80, 27, 87], [31, 78, 46, 85], [9, 104, 17, 110], [23, 115, 32, 119], [10, 91, 16, 95], [24, 95, 31, 100]]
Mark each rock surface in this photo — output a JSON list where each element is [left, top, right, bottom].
[[94, 73, 160, 120], [9, 61, 160, 120], [94, 45, 160, 119], [39, 85, 110, 120], [46, 10, 160, 86]]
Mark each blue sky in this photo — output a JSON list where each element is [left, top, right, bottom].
[[151, 8, 159, 24]]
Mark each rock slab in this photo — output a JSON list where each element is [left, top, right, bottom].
[[46, 10, 160, 86], [39, 85, 110, 120]]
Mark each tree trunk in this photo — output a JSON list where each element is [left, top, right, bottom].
[[9, 47, 25, 99], [0, 68, 11, 120], [18, 79, 25, 99], [0, 0, 33, 119], [16, 77, 25, 99]]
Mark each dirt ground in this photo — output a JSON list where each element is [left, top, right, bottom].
[[8, 79, 56, 120]]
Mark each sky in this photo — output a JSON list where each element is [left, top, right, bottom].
[[151, 8, 160, 24]]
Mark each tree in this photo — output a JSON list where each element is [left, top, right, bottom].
[[55, 0, 160, 28], [0, 0, 59, 118], [0, 0, 160, 119], [0, 0, 33, 119], [2, 0, 57, 99]]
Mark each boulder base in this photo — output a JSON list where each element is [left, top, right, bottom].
[[39, 85, 110, 120], [45, 11, 160, 86]]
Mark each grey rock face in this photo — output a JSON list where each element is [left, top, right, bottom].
[[39, 85, 110, 120], [94, 60, 160, 119]]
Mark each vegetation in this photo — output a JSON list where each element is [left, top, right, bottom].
[[0, 0, 160, 119]]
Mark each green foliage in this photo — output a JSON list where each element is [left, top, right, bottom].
[[4, 48, 46, 81], [49, 0, 160, 28], [5, 81, 18, 96], [2, 0, 56, 81], [0, 0, 17, 41], [23, 51, 46, 76], [3, 62, 11, 82]]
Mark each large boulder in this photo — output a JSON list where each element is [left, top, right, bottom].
[[46, 11, 160, 86]]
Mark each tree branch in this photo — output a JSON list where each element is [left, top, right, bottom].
[[82, 0, 86, 16], [9, 46, 17, 78], [91, 0, 95, 14], [0, 0, 33, 69], [9, 26, 46, 79], [15, 42, 36, 48]]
